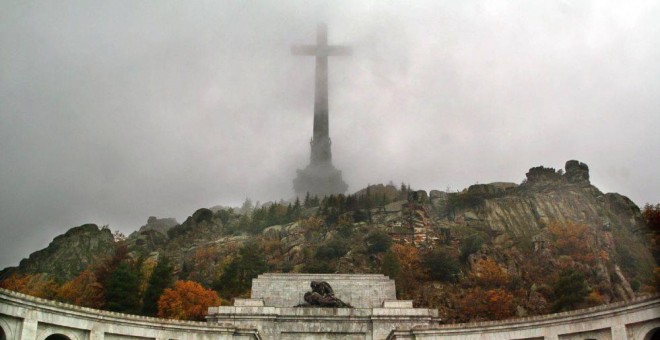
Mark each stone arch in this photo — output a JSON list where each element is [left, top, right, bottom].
[[37, 330, 81, 340], [44, 334, 73, 340], [0, 318, 13, 340], [643, 327, 659, 340]]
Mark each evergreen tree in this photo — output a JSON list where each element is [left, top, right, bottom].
[[422, 248, 459, 282], [304, 192, 311, 208], [381, 250, 400, 279], [293, 197, 302, 219], [214, 241, 267, 299], [365, 230, 392, 254], [105, 261, 141, 313], [286, 203, 293, 222], [142, 257, 174, 316], [552, 269, 588, 312]]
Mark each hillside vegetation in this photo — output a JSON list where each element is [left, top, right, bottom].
[[1, 160, 658, 322]]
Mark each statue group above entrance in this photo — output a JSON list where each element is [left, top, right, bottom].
[[296, 280, 352, 308]]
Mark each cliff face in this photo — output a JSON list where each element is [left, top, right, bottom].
[[0, 159, 655, 320], [429, 161, 644, 238], [424, 160, 654, 311], [0, 224, 116, 282]]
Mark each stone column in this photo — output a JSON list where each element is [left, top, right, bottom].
[[612, 325, 629, 340], [19, 317, 37, 340], [89, 329, 104, 340]]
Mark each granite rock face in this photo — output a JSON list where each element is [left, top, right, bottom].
[[133, 216, 178, 236], [0, 224, 115, 282]]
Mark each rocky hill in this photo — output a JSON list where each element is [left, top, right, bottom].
[[1, 160, 657, 322], [0, 224, 115, 282]]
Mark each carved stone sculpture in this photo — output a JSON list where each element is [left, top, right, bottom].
[[295, 280, 352, 308]]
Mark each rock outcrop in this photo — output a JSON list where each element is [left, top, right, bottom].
[[0, 224, 115, 282], [132, 216, 178, 236]]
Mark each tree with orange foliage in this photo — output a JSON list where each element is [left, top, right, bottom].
[[471, 258, 509, 288], [642, 203, 660, 231], [390, 243, 426, 298], [0, 273, 59, 299], [458, 287, 514, 321], [157, 280, 220, 320], [56, 270, 104, 308], [547, 222, 597, 265]]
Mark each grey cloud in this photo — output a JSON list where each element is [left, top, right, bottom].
[[1, 0, 659, 268]]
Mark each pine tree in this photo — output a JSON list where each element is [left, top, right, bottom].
[[304, 192, 311, 208], [142, 257, 174, 316], [293, 197, 302, 219], [105, 261, 141, 314], [552, 269, 588, 312], [214, 241, 267, 299]]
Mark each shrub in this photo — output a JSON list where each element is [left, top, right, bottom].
[[365, 230, 392, 254], [423, 248, 459, 282]]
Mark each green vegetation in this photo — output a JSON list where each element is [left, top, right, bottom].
[[105, 262, 141, 313], [551, 269, 588, 312], [142, 257, 174, 316], [365, 230, 392, 255], [213, 242, 268, 299], [423, 248, 459, 282]]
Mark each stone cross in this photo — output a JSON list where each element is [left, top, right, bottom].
[[291, 23, 352, 166]]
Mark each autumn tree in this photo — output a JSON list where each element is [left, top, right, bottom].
[[642, 203, 660, 231], [142, 257, 174, 316], [458, 287, 514, 321], [94, 243, 129, 297], [157, 280, 220, 320], [642, 203, 660, 266], [0, 273, 59, 299], [56, 270, 104, 308], [471, 258, 509, 288], [548, 222, 597, 265], [390, 243, 426, 298]]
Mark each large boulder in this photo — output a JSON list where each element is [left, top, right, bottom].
[[564, 160, 590, 184], [525, 166, 562, 184]]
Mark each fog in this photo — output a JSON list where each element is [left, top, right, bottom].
[[1, 1, 659, 268]]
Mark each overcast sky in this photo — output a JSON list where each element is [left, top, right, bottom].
[[1, 1, 659, 269]]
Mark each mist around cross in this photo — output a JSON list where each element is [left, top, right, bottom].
[[1, 1, 659, 268]]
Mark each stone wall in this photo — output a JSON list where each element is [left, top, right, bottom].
[[387, 295, 660, 340], [0, 289, 259, 340], [1, 287, 659, 340]]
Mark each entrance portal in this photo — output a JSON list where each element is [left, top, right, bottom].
[[644, 327, 659, 340], [45, 334, 72, 340]]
